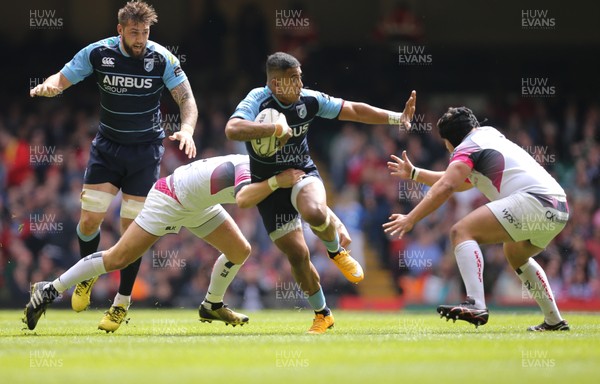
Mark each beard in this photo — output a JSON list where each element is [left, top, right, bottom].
[[122, 40, 146, 59]]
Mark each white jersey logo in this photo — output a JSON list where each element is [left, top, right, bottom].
[[101, 57, 115, 67]]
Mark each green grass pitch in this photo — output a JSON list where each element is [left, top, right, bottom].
[[1, 309, 599, 383]]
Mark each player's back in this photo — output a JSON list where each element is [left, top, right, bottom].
[[172, 154, 250, 210], [454, 126, 564, 200]]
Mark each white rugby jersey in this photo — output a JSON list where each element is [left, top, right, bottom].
[[166, 154, 251, 210], [449, 126, 565, 201]]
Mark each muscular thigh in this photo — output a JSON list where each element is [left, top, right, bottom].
[[295, 177, 327, 212], [453, 205, 513, 245]]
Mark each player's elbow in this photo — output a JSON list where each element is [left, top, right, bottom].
[[235, 193, 254, 209], [236, 198, 251, 209], [433, 179, 459, 198], [225, 120, 242, 141]]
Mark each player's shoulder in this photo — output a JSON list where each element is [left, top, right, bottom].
[[85, 36, 120, 53], [245, 86, 272, 101], [300, 88, 323, 100], [199, 154, 249, 175], [225, 153, 250, 166], [205, 154, 249, 164], [147, 40, 177, 63], [472, 126, 505, 141], [300, 88, 339, 104]]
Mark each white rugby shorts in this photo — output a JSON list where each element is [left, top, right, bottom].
[[135, 176, 228, 238], [487, 191, 568, 248]]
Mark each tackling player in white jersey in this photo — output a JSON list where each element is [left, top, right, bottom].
[[22, 155, 308, 331], [384, 107, 569, 331]]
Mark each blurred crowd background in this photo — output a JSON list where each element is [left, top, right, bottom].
[[1, 0, 599, 310]]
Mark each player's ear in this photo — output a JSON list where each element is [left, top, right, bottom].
[[268, 78, 279, 93], [117, 24, 123, 36]]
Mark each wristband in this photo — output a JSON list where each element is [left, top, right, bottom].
[[268, 176, 279, 191], [388, 112, 402, 125], [410, 167, 421, 181], [273, 123, 287, 138]]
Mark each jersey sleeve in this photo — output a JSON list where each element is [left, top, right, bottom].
[[449, 140, 479, 169], [60, 44, 96, 85], [160, 51, 187, 90], [233, 162, 252, 196], [306, 90, 343, 119], [230, 88, 265, 121]]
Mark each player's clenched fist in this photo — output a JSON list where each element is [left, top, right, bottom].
[[30, 84, 63, 98]]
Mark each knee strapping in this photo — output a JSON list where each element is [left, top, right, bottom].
[[81, 189, 115, 213], [120, 199, 145, 219]]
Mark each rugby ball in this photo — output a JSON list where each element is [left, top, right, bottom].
[[252, 108, 281, 157]]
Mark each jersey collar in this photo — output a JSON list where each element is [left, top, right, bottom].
[[265, 86, 297, 109]]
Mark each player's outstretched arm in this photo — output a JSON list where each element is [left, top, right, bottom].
[[225, 116, 293, 146], [236, 169, 305, 208], [383, 161, 471, 238], [388, 151, 443, 186], [168, 80, 198, 158], [30, 72, 72, 98], [388, 151, 474, 191], [338, 90, 416, 130]]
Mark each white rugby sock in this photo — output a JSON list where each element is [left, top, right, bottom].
[[204, 254, 242, 305], [52, 251, 106, 293], [112, 293, 131, 309], [516, 258, 563, 325], [454, 240, 486, 308]]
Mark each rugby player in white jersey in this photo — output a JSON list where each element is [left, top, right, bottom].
[[384, 107, 569, 331], [23, 154, 327, 331]]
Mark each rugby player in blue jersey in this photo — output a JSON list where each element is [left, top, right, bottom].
[[29, 1, 197, 332], [225, 52, 416, 333]]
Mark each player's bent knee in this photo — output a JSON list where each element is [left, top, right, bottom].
[[301, 204, 327, 225], [121, 199, 145, 220], [449, 223, 469, 246], [228, 240, 251, 264], [81, 189, 114, 214], [310, 212, 330, 232], [285, 249, 310, 268], [78, 214, 103, 235]]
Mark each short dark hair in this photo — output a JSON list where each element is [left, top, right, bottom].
[[118, 1, 158, 26], [437, 107, 480, 147], [266, 52, 301, 77]]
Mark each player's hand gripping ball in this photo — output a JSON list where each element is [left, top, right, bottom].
[[252, 108, 283, 157]]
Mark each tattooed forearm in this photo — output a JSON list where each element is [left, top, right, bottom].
[[170, 80, 198, 133]]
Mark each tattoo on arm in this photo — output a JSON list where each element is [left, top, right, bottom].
[[170, 80, 198, 132]]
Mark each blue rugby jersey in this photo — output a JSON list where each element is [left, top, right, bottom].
[[61, 36, 186, 144], [230, 86, 343, 180]]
